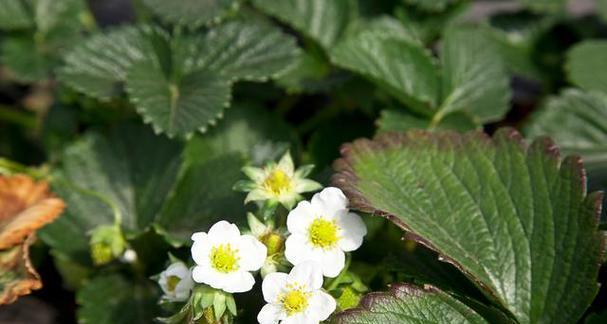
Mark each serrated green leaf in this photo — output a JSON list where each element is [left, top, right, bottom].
[[566, 41, 607, 94], [184, 18, 301, 82], [58, 26, 158, 100], [333, 129, 603, 323], [126, 57, 232, 137], [77, 275, 159, 324], [60, 19, 298, 136], [330, 33, 440, 114], [142, 0, 238, 28], [0, 0, 33, 30], [251, 0, 356, 49], [334, 284, 489, 324], [524, 89, 607, 167], [331, 26, 510, 125], [436, 27, 511, 125], [377, 109, 477, 133]]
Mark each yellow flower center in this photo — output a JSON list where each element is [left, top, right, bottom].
[[280, 284, 310, 316], [263, 169, 291, 195], [209, 244, 240, 273], [308, 218, 339, 249], [166, 275, 181, 292]]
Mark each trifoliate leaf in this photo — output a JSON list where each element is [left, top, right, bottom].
[[251, 0, 357, 49], [333, 129, 603, 323], [142, 0, 238, 28], [330, 33, 440, 114], [60, 19, 298, 136], [77, 275, 158, 324], [566, 40, 607, 94], [436, 27, 511, 125], [0, 0, 33, 30], [334, 283, 489, 324], [126, 57, 232, 137]]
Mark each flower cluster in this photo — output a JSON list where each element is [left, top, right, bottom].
[[155, 152, 367, 323]]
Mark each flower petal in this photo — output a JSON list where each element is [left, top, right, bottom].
[[277, 151, 295, 175], [238, 235, 267, 271], [287, 261, 323, 290], [257, 303, 283, 324], [221, 271, 256, 293], [245, 189, 272, 204], [207, 221, 241, 244], [292, 178, 322, 194], [336, 212, 367, 252], [309, 290, 336, 321], [285, 234, 318, 266], [242, 166, 266, 182], [191, 237, 211, 266], [191, 265, 220, 285], [282, 312, 315, 324], [320, 249, 345, 278], [286, 201, 315, 235], [311, 187, 348, 218], [262, 272, 288, 303]]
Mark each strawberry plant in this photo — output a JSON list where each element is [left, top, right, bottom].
[[0, 0, 606, 323]]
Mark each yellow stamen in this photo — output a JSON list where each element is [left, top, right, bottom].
[[166, 275, 181, 292], [308, 218, 339, 249], [210, 244, 240, 273], [263, 169, 291, 195], [280, 284, 310, 316]]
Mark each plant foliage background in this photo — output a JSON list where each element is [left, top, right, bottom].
[[0, 0, 607, 323]]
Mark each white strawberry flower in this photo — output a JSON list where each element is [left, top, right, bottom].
[[234, 151, 322, 210], [158, 261, 195, 302], [257, 261, 336, 324], [191, 220, 267, 293], [285, 187, 367, 277]]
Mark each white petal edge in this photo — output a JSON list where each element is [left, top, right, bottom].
[[191, 237, 211, 266], [257, 303, 283, 324], [336, 211, 367, 252], [286, 200, 315, 235], [207, 220, 241, 244], [221, 271, 256, 293], [285, 234, 319, 266], [262, 272, 288, 303], [238, 235, 267, 271], [287, 261, 323, 291], [320, 248, 345, 278], [311, 187, 348, 217], [308, 290, 336, 321]]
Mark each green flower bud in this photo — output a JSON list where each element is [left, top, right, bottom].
[[89, 225, 126, 266]]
